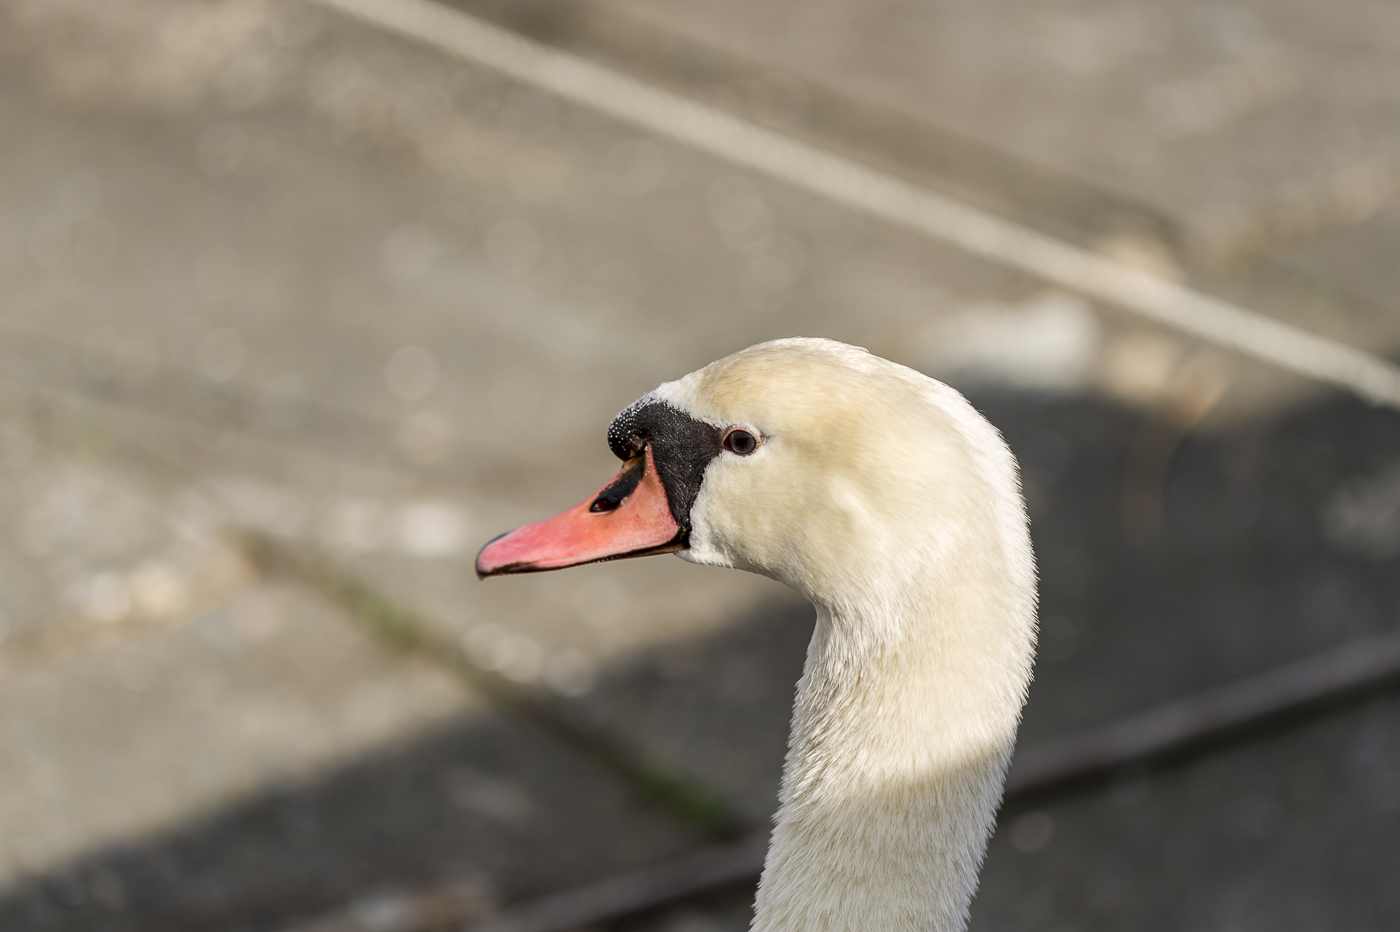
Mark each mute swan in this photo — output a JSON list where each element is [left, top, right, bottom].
[[477, 338, 1037, 932]]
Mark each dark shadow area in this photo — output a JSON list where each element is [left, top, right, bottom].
[[979, 387, 1400, 743], [438, 0, 1183, 252], [4, 386, 1400, 931], [974, 691, 1400, 932], [0, 597, 815, 932], [0, 708, 689, 932]]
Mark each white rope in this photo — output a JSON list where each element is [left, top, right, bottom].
[[311, 0, 1400, 411]]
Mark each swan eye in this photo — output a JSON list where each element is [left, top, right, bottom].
[[723, 428, 759, 455]]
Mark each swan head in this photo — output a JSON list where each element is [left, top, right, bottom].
[[477, 338, 1029, 619], [479, 339, 1036, 932]]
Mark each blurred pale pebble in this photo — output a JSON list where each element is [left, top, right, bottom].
[[491, 633, 542, 683], [1146, 54, 1294, 141], [77, 572, 133, 624], [319, 881, 501, 932], [465, 624, 504, 667], [1094, 231, 1183, 280], [346, 892, 420, 932], [172, 488, 226, 540], [922, 291, 1101, 393], [195, 481, 473, 558], [57, 543, 244, 631], [156, 0, 270, 53], [543, 649, 596, 697], [16, 483, 88, 557], [1319, 460, 1400, 558], [440, 766, 535, 824], [0, 0, 276, 107], [128, 560, 188, 619], [1097, 330, 1186, 406], [394, 500, 468, 558]]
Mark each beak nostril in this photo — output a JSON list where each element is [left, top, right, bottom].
[[588, 454, 646, 514]]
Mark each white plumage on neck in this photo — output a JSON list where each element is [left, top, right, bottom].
[[658, 339, 1037, 932], [751, 588, 1026, 932]]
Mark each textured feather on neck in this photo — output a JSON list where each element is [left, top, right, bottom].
[[658, 339, 1037, 932]]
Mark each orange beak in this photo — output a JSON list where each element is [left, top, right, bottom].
[[475, 445, 684, 578]]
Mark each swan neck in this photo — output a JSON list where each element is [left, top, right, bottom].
[[751, 585, 1033, 932]]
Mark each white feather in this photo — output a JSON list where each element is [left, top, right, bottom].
[[659, 338, 1037, 932]]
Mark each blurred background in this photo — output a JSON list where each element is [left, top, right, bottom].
[[2, 0, 1399, 930]]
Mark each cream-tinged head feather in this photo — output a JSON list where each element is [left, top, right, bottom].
[[482, 338, 1037, 932], [644, 338, 1037, 932], [654, 338, 1033, 635]]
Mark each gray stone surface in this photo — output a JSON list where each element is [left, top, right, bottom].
[[976, 694, 1400, 932], [0, 577, 470, 888], [460, 0, 1400, 361], [0, 0, 1397, 930], [594, 0, 1400, 262]]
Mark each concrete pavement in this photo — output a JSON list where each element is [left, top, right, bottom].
[[0, 0, 1397, 930]]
